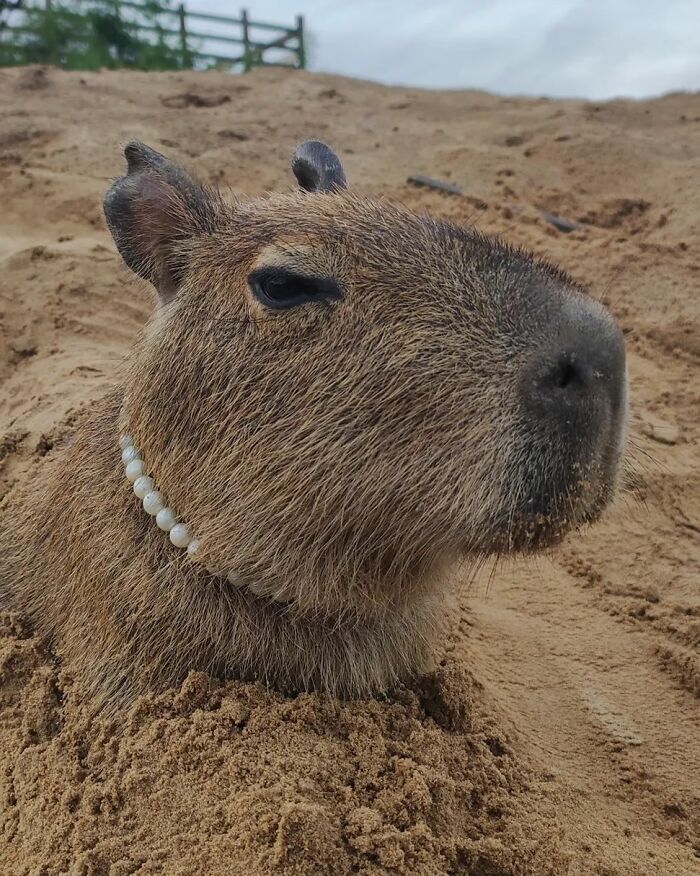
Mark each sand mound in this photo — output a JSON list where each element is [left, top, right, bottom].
[[0, 625, 563, 875], [0, 65, 698, 874]]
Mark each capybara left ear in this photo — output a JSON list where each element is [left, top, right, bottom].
[[103, 141, 218, 302]]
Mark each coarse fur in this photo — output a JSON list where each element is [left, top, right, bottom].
[[0, 142, 627, 710]]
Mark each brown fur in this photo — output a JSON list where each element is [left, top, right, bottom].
[[0, 144, 626, 710]]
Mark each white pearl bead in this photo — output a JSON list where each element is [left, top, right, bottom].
[[156, 507, 177, 531], [121, 446, 140, 465], [169, 523, 192, 548], [186, 539, 200, 559], [133, 475, 154, 500], [143, 491, 164, 516], [124, 459, 145, 482], [119, 434, 134, 450]]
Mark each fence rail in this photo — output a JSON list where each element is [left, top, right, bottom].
[[0, 1, 306, 72]]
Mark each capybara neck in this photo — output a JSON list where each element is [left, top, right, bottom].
[[2, 388, 448, 710]]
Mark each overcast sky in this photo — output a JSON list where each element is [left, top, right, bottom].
[[187, 0, 700, 99]]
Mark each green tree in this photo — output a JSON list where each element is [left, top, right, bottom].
[[0, 0, 193, 70]]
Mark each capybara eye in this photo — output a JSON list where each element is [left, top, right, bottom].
[[249, 267, 342, 310]]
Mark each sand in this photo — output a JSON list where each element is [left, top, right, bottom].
[[0, 64, 698, 875]]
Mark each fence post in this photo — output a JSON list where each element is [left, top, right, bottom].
[[296, 14, 305, 69], [178, 3, 189, 68], [241, 8, 251, 71]]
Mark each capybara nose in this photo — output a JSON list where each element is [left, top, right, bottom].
[[521, 295, 626, 428]]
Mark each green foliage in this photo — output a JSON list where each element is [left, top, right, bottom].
[[240, 44, 262, 72], [0, 0, 194, 71]]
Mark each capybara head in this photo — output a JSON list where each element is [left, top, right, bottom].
[[104, 140, 627, 619]]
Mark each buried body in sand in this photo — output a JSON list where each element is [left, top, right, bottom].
[[0, 83, 697, 874]]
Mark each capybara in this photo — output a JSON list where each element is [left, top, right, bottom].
[[0, 140, 627, 709]]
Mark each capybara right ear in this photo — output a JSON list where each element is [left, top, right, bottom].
[[292, 140, 347, 193], [103, 141, 219, 302]]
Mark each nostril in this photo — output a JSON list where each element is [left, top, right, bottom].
[[551, 356, 583, 391], [522, 298, 626, 421], [542, 353, 588, 392]]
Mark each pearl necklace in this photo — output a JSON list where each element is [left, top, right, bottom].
[[119, 432, 202, 558], [119, 433, 283, 600]]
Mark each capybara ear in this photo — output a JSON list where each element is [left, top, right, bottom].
[[292, 140, 347, 193], [103, 141, 219, 301]]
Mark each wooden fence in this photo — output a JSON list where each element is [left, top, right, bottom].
[[0, 1, 306, 71]]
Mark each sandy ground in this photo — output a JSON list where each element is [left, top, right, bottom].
[[0, 65, 698, 875]]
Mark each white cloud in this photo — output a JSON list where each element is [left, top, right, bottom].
[[186, 0, 700, 98]]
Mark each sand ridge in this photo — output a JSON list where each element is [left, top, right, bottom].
[[0, 65, 698, 874]]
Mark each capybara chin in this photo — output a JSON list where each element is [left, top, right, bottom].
[[0, 140, 628, 709]]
